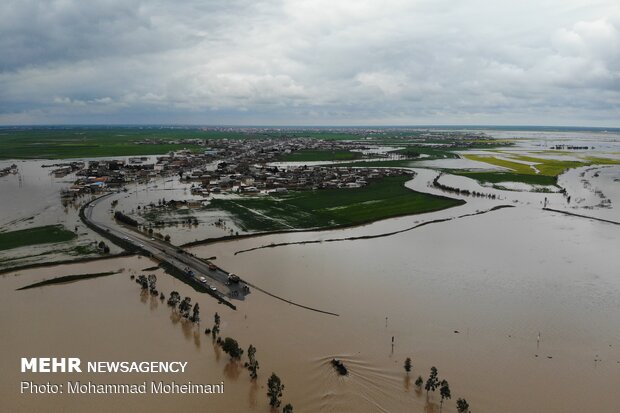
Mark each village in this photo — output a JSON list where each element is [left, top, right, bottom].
[[57, 137, 412, 198]]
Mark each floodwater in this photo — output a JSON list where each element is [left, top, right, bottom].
[[1, 132, 619, 412]]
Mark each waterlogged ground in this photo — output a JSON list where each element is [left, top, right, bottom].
[[1, 130, 619, 412], [0, 159, 121, 268]]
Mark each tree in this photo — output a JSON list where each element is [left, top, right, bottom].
[[167, 291, 181, 307], [249, 359, 259, 380], [247, 344, 259, 379], [147, 274, 157, 293], [404, 357, 412, 374], [248, 344, 256, 364], [425, 366, 440, 396], [439, 380, 451, 411], [136, 275, 148, 290], [190, 303, 200, 323], [221, 337, 243, 360], [179, 297, 192, 318], [212, 312, 221, 338], [283, 403, 294, 413], [267, 373, 284, 408], [456, 398, 470, 413], [164, 234, 171, 242], [415, 376, 424, 389]]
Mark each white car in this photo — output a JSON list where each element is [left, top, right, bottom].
[[210, 286, 217, 291], [199, 276, 207, 283]]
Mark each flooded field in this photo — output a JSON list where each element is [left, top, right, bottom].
[[1, 130, 619, 412]]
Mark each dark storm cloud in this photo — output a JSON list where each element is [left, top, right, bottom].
[[0, 0, 619, 125]]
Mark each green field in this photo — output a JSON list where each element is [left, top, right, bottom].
[[0, 126, 507, 159], [0, 225, 77, 251], [0, 127, 369, 159], [207, 175, 464, 232], [452, 152, 620, 189], [279, 149, 363, 162], [464, 153, 620, 176], [0, 127, 215, 159], [449, 171, 558, 186]]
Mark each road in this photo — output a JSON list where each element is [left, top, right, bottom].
[[83, 192, 250, 302]]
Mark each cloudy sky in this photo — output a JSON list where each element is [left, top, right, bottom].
[[1, 0, 619, 126]]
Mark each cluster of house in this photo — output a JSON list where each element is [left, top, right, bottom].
[[188, 164, 411, 196], [47, 161, 86, 177], [59, 137, 378, 196]]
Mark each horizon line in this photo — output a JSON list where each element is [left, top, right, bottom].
[[2, 123, 620, 131]]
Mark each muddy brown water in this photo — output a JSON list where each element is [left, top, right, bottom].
[[1, 202, 619, 413], [1, 137, 619, 412]]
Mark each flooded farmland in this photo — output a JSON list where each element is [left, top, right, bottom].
[[1, 131, 619, 413]]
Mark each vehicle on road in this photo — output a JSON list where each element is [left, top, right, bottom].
[[227, 273, 240, 283], [199, 276, 207, 283]]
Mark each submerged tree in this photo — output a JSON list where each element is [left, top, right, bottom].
[[167, 291, 181, 308], [267, 373, 284, 408], [248, 344, 256, 365], [425, 367, 440, 397], [247, 344, 259, 379], [456, 398, 470, 413], [404, 357, 412, 374], [190, 303, 200, 323], [249, 359, 259, 380], [179, 297, 192, 318], [415, 376, 424, 389], [136, 275, 148, 290], [147, 274, 157, 293], [212, 312, 221, 338], [439, 380, 451, 411], [221, 337, 244, 360]]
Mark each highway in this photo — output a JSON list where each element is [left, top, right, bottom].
[[83, 192, 250, 303]]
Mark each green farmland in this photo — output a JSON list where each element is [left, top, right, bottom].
[[208, 175, 464, 232], [0, 225, 77, 251], [278, 149, 363, 162]]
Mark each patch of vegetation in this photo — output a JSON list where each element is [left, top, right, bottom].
[[0, 225, 77, 251], [17, 270, 120, 290], [278, 149, 362, 162], [335, 159, 421, 168], [463, 154, 536, 175], [336, 145, 481, 168], [71, 244, 99, 255], [207, 175, 463, 232], [449, 171, 558, 186], [464, 153, 620, 177]]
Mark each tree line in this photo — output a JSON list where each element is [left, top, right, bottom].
[[404, 357, 471, 413]]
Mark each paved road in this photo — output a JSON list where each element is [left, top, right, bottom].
[[83, 192, 250, 302]]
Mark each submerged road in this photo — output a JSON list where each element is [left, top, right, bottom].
[[83, 193, 250, 304]]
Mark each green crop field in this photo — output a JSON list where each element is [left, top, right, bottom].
[[0, 127, 216, 159], [207, 175, 464, 232], [0, 127, 368, 159], [278, 149, 363, 162], [0, 225, 77, 251], [449, 171, 559, 186]]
